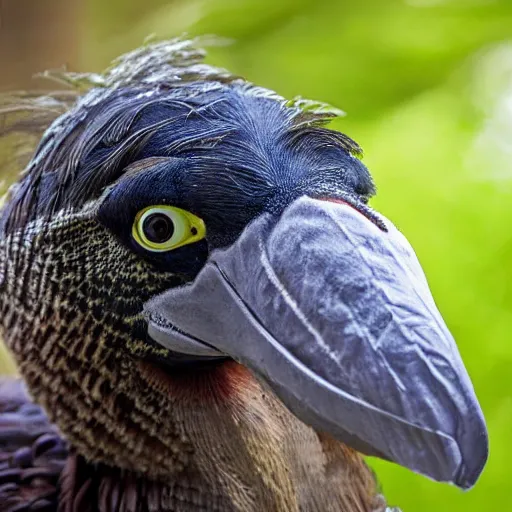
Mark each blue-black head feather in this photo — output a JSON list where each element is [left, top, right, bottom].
[[1, 38, 376, 259]]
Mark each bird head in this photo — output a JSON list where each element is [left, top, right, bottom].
[[0, 39, 487, 504]]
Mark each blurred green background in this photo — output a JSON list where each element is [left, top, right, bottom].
[[1, 0, 511, 510]]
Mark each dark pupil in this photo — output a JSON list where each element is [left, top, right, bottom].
[[143, 213, 174, 244]]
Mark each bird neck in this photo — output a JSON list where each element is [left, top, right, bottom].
[[0, 221, 384, 511], [5, 324, 383, 511]]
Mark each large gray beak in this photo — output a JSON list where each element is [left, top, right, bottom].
[[144, 196, 488, 489]]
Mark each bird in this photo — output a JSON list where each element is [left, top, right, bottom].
[[0, 38, 488, 512]]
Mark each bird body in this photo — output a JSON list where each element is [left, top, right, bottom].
[[0, 38, 487, 511]]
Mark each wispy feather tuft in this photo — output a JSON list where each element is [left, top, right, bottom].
[[0, 36, 364, 238]]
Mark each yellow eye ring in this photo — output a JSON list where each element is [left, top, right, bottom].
[[132, 205, 206, 252]]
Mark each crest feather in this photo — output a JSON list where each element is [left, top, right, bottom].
[[0, 36, 358, 234]]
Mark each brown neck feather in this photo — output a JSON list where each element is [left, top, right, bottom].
[[11, 350, 384, 511]]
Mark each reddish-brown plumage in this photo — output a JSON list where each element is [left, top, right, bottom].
[[137, 360, 254, 405]]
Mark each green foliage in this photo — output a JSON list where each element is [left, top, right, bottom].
[[5, 0, 512, 508]]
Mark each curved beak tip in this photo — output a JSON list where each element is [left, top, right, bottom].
[[144, 195, 488, 488]]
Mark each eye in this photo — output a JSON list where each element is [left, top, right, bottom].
[[132, 205, 206, 252]]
